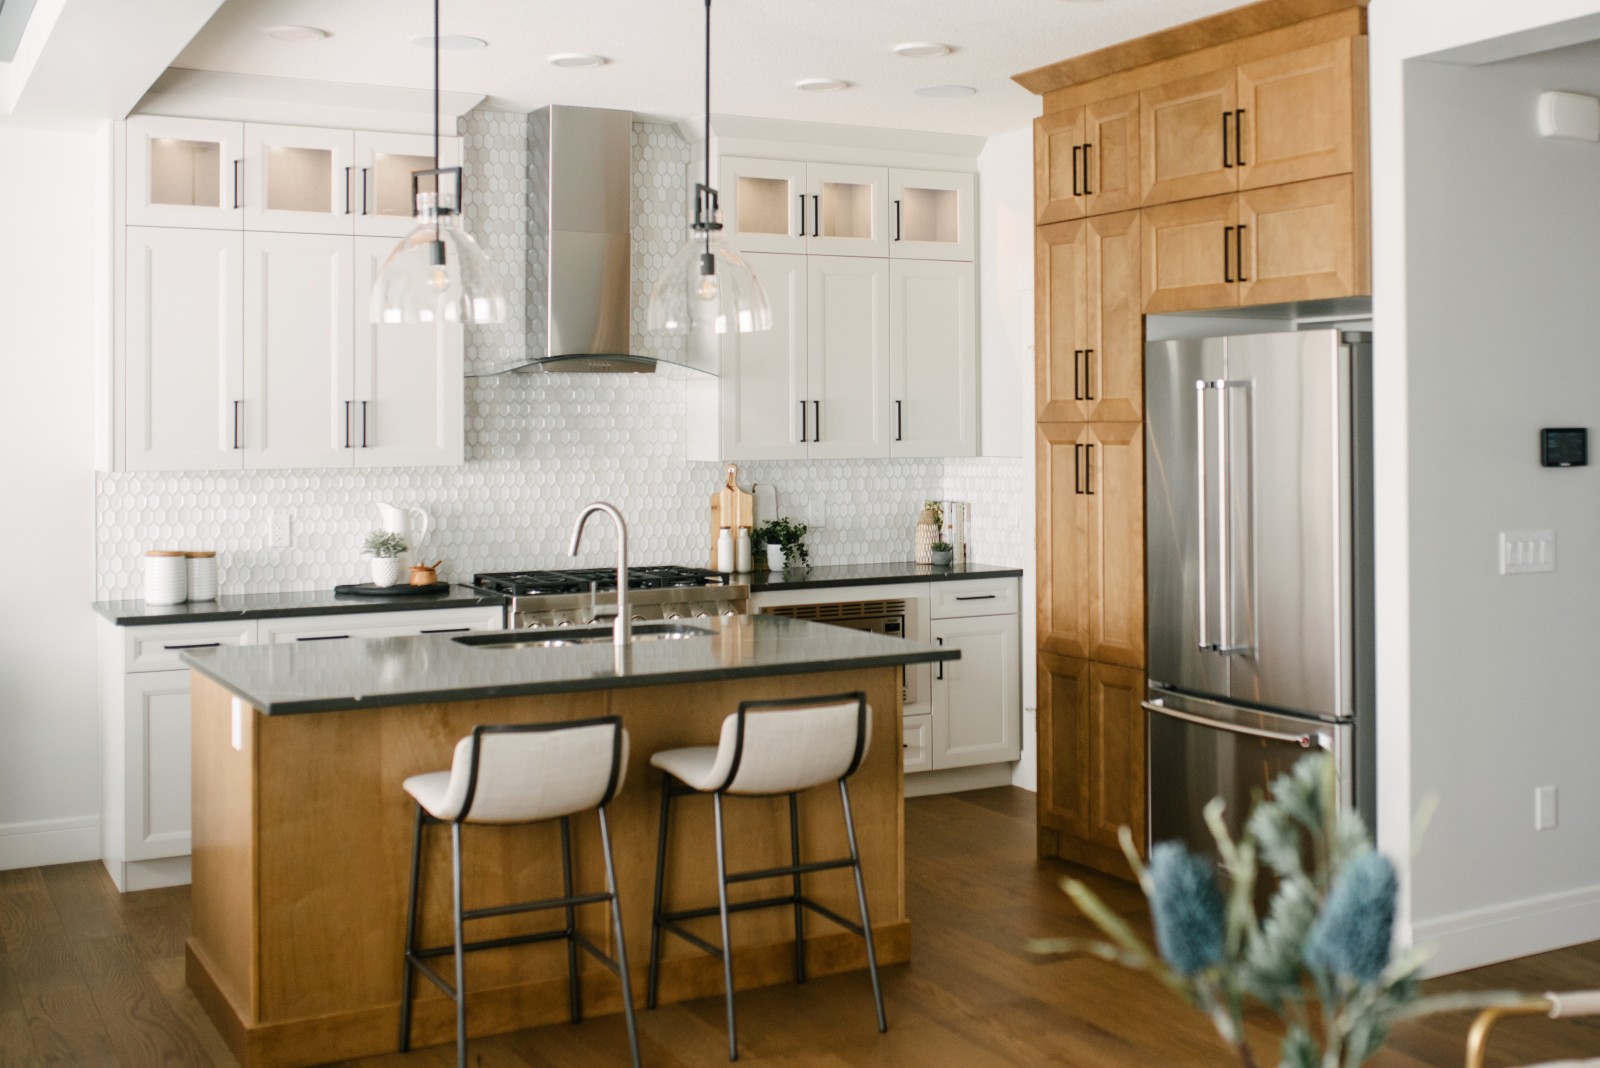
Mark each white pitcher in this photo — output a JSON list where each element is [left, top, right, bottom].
[[376, 502, 431, 564]]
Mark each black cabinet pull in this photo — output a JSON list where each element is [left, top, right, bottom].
[[1086, 443, 1095, 495], [1073, 350, 1084, 401], [361, 167, 370, 215], [797, 194, 805, 237], [1222, 112, 1232, 168], [935, 636, 945, 680], [812, 400, 821, 441], [233, 160, 242, 209], [894, 199, 902, 241], [297, 634, 350, 642], [163, 641, 220, 650], [1082, 142, 1093, 195], [798, 400, 807, 443], [344, 167, 352, 214], [1234, 108, 1246, 166], [1084, 348, 1095, 401], [955, 594, 996, 601], [1223, 225, 1234, 283], [811, 194, 819, 237], [895, 400, 903, 441], [233, 400, 242, 449], [421, 627, 470, 635], [361, 400, 370, 448], [344, 401, 352, 448], [1236, 224, 1248, 283], [1074, 443, 1084, 494], [1071, 145, 1081, 197]]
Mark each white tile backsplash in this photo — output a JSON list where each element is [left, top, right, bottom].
[[93, 110, 1002, 599]]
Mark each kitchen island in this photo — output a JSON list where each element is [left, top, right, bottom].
[[181, 614, 955, 1068]]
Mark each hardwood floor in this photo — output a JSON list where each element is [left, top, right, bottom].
[[2, 788, 1598, 1067]]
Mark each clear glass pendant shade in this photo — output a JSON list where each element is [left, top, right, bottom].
[[369, 192, 507, 325], [647, 227, 772, 335]]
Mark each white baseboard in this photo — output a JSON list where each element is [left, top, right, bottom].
[[906, 762, 1015, 798], [0, 815, 100, 872], [1413, 881, 1600, 976]]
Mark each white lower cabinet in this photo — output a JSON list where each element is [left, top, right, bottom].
[[99, 606, 502, 892], [930, 613, 1022, 769], [902, 715, 933, 773]]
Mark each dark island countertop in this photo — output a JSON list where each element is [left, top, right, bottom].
[[181, 613, 958, 716], [93, 585, 506, 626], [744, 561, 1022, 592]]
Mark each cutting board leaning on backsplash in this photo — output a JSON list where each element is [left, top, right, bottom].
[[709, 464, 753, 569]]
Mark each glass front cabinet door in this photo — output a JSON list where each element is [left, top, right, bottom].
[[243, 124, 356, 235], [353, 131, 464, 239], [889, 169, 975, 261], [807, 163, 889, 257], [126, 117, 245, 230], [721, 157, 809, 255]]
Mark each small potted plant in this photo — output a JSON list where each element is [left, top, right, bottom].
[[362, 530, 409, 587], [752, 517, 810, 572], [929, 540, 954, 567]]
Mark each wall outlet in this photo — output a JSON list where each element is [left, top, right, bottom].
[[1536, 785, 1558, 831], [269, 511, 293, 548], [1500, 530, 1555, 574]]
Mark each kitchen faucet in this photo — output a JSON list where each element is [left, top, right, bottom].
[[568, 502, 631, 646]]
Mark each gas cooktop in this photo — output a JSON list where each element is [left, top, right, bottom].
[[473, 566, 728, 597]]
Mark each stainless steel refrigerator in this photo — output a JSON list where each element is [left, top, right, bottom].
[[1144, 328, 1373, 854]]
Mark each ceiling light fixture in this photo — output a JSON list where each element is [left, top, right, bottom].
[[264, 25, 328, 42], [549, 53, 609, 68], [913, 84, 977, 98], [410, 34, 488, 50], [370, 0, 506, 326], [795, 78, 851, 92], [892, 42, 952, 58], [647, 0, 771, 338]]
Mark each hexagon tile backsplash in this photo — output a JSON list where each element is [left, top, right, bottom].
[[92, 111, 1030, 599]]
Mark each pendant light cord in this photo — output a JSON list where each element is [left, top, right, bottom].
[[433, 0, 442, 243], [703, 0, 712, 258]]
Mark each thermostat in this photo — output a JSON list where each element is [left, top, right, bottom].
[[1541, 428, 1587, 467]]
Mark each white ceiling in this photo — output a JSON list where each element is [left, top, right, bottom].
[[173, 0, 1244, 138]]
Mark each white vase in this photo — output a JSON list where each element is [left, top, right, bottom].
[[766, 543, 786, 571], [370, 557, 405, 588]]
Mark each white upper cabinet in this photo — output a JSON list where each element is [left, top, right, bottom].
[[353, 236, 464, 466], [807, 256, 890, 458], [243, 233, 354, 467], [353, 131, 463, 238], [721, 157, 809, 255], [126, 117, 244, 230], [889, 169, 975, 261], [124, 227, 245, 470], [244, 124, 355, 235], [889, 260, 977, 458], [807, 162, 890, 257]]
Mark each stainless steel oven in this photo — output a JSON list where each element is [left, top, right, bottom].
[[759, 598, 917, 705]]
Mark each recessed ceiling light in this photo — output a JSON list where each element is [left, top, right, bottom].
[[893, 42, 952, 58], [913, 84, 977, 98], [549, 53, 609, 68], [411, 34, 488, 50], [796, 79, 851, 92], [264, 25, 329, 42]]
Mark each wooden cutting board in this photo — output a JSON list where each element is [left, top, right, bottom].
[[709, 463, 753, 568]]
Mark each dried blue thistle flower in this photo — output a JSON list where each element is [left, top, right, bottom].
[[1147, 841, 1226, 977], [1305, 851, 1397, 982]]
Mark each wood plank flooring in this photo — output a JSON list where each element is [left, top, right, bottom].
[[2, 788, 1598, 1067]]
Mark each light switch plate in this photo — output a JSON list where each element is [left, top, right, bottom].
[[1536, 785, 1558, 831], [269, 511, 293, 548], [1500, 530, 1555, 574]]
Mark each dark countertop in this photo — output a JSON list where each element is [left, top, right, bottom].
[[93, 585, 506, 626], [182, 614, 959, 716], [743, 561, 1023, 592]]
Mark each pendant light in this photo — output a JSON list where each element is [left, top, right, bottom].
[[369, 0, 506, 325], [647, 0, 772, 336]]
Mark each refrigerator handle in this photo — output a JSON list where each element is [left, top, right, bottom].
[[1142, 699, 1325, 750], [1217, 377, 1239, 655], [1195, 380, 1211, 651]]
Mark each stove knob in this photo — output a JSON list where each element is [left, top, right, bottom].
[[556, 620, 572, 628], [667, 612, 682, 620], [631, 615, 647, 622], [722, 609, 739, 619], [694, 611, 710, 619]]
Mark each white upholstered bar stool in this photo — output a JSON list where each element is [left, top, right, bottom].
[[645, 692, 885, 1062], [399, 716, 640, 1068]]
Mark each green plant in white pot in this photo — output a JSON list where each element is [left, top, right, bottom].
[[362, 530, 409, 588], [752, 518, 809, 572]]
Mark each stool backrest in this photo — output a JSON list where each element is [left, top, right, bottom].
[[715, 693, 870, 796], [449, 716, 628, 823]]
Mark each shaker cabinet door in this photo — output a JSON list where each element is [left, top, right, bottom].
[[1141, 68, 1238, 206], [1034, 108, 1086, 224], [1237, 38, 1357, 191], [807, 256, 890, 458], [243, 124, 355, 235], [714, 252, 809, 460], [1035, 221, 1089, 423], [930, 613, 1021, 770], [889, 260, 976, 457], [1141, 193, 1239, 313], [125, 117, 244, 230], [1238, 174, 1364, 307], [1084, 92, 1142, 217]]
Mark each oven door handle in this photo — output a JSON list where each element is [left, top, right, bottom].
[[1142, 699, 1325, 749]]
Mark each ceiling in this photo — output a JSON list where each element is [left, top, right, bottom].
[[173, 0, 1243, 137]]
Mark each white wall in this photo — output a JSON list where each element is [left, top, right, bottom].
[[0, 125, 101, 868], [1370, 0, 1600, 972]]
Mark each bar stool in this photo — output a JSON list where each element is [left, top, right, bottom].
[[645, 692, 886, 1062], [399, 716, 641, 1068]]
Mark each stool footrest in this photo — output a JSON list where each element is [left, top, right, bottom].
[[725, 856, 855, 885], [411, 927, 572, 964], [464, 890, 612, 921]]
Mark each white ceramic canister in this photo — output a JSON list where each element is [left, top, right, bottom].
[[186, 551, 219, 601], [735, 526, 753, 573], [716, 527, 735, 574], [144, 551, 188, 605]]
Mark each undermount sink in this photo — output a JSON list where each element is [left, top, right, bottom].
[[453, 621, 714, 650]]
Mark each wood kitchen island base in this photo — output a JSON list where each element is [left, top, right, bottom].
[[186, 667, 909, 1068]]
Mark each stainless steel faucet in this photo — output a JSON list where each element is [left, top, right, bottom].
[[568, 502, 631, 646]]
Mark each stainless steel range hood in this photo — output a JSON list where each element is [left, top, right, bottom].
[[469, 105, 704, 376]]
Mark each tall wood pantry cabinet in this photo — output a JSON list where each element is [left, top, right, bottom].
[[1017, 0, 1372, 877]]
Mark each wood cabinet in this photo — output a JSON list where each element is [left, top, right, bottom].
[[1034, 109, 1085, 224], [1036, 211, 1143, 423], [1037, 653, 1146, 869], [1035, 93, 1141, 223], [1141, 68, 1239, 206], [1140, 193, 1239, 313]]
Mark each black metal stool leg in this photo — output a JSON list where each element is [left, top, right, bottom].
[[598, 807, 642, 1068], [560, 815, 582, 1024], [450, 821, 469, 1068], [839, 780, 886, 1033], [713, 792, 739, 1061], [789, 791, 806, 984], [646, 773, 673, 1011], [399, 804, 426, 1052]]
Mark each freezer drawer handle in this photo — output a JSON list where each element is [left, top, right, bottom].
[[1143, 699, 1323, 749], [1216, 377, 1233, 652], [1194, 381, 1211, 650]]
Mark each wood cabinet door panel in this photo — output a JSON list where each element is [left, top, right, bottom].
[[1238, 38, 1354, 191], [1086, 211, 1143, 423], [1038, 423, 1091, 658], [1084, 92, 1141, 217], [1141, 194, 1239, 313], [1037, 652, 1090, 838], [1035, 222, 1089, 422], [1086, 423, 1145, 668], [1035, 109, 1086, 224], [1141, 69, 1237, 206], [1238, 174, 1362, 306], [1087, 662, 1146, 854]]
